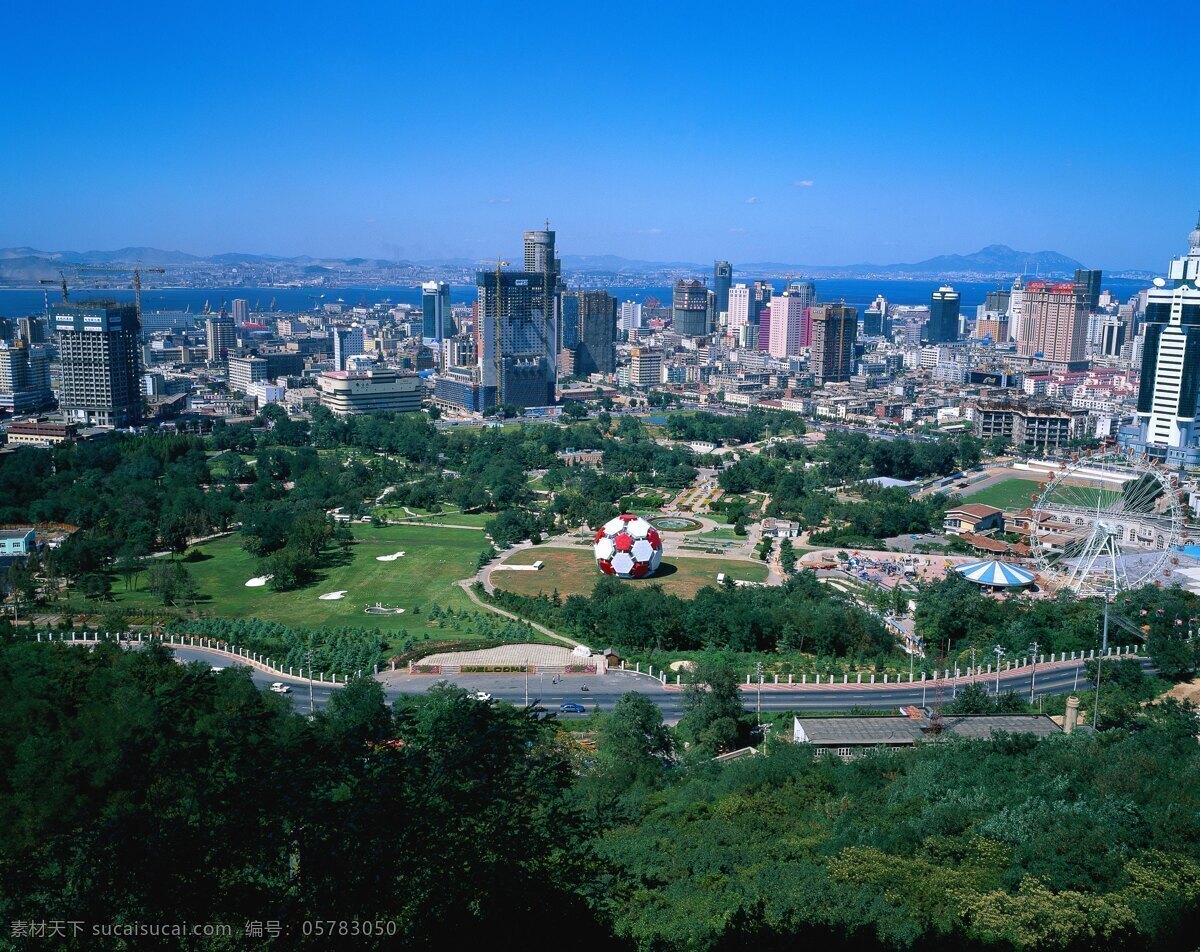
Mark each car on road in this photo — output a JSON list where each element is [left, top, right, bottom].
[[269, 682, 291, 694], [469, 691, 493, 702], [210, 667, 225, 673], [559, 702, 586, 714]]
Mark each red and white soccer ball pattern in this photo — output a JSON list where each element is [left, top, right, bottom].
[[593, 514, 663, 578]]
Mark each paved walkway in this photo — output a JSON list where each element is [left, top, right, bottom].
[[418, 643, 580, 667], [456, 578, 583, 648]]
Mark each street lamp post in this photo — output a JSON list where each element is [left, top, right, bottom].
[[993, 645, 1005, 697], [307, 638, 315, 717], [755, 661, 763, 731], [525, 658, 530, 707], [1093, 594, 1111, 729], [1028, 641, 1040, 701]]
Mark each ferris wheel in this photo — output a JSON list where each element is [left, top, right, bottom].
[[1029, 448, 1185, 597]]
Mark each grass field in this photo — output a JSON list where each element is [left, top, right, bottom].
[[378, 507, 493, 527], [492, 546, 770, 599], [114, 525, 488, 637], [961, 477, 1042, 511], [964, 477, 1122, 512]]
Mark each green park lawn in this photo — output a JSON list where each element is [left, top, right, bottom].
[[378, 507, 494, 527], [493, 546, 770, 599], [115, 525, 487, 637]]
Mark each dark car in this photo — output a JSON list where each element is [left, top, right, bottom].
[[559, 702, 586, 714]]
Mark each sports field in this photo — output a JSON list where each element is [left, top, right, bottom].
[[115, 525, 484, 636], [961, 477, 1042, 511], [493, 547, 770, 599]]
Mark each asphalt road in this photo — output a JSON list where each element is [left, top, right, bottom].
[[171, 645, 1124, 722]]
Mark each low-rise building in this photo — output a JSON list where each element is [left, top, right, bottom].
[[0, 528, 36, 556], [793, 714, 1063, 759], [317, 368, 423, 416], [943, 503, 1005, 536], [5, 421, 77, 446]]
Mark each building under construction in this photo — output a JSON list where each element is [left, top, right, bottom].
[[476, 226, 563, 410]]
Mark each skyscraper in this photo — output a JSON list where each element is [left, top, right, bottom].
[[713, 260, 732, 316], [727, 284, 752, 339], [863, 294, 889, 336], [0, 341, 52, 412], [619, 301, 642, 333], [924, 285, 960, 343], [231, 299, 249, 324], [53, 302, 142, 427], [572, 291, 617, 376], [809, 304, 857, 385], [332, 324, 365, 372], [1074, 268, 1103, 311], [561, 294, 581, 351], [421, 281, 453, 340], [1118, 216, 1200, 467], [206, 314, 236, 366], [672, 279, 709, 337], [478, 251, 559, 410], [1018, 281, 1088, 365], [767, 281, 815, 358]]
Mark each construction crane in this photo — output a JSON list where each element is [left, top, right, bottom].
[[65, 264, 166, 325], [39, 271, 69, 303]]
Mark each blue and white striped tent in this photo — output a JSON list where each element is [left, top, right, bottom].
[[955, 560, 1035, 588]]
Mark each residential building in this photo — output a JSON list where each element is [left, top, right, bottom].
[[205, 314, 236, 366], [421, 281, 453, 340], [433, 367, 488, 413], [727, 284, 751, 339], [924, 285, 960, 343], [231, 299, 249, 324], [53, 302, 142, 427], [227, 355, 269, 394], [619, 300, 642, 333], [0, 341, 52, 412], [970, 396, 1089, 452], [767, 288, 808, 358], [317, 368, 423, 415], [0, 528, 35, 556], [1019, 281, 1089, 365], [810, 304, 857, 385], [629, 347, 662, 388], [1119, 215, 1200, 467]]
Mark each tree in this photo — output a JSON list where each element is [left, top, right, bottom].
[[146, 560, 195, 606], [596, 692, 673, 786], [779, 538, 796, 574], [678, 658, 746, 756], [78, 573, 110, 603]]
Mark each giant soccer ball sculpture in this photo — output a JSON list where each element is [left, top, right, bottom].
[[593, 514, 663, 579]]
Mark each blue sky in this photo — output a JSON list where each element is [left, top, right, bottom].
[[2, 1, 1196, 270]]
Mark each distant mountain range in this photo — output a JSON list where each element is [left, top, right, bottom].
[[0, 243, 1137, 283]]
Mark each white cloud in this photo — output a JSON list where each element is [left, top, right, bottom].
[[486, 197, 512, 204], [634, 227, 663, 235], [793, 179, 814, 188], [744, 196, 760, 204], [729, 227, 747, 234]]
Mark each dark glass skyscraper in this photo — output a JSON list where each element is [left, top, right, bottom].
[[53, 302, 142, 427], [924, 285, 960, 343], [568, 291, 617, 376], [1074, 268, 1103, 311], [673, 279, 709, 336], [421, 281, 452, 339], [713, 260, 732, 316]]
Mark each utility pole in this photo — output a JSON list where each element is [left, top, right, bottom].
[[525, 657, 530, 707], [306, 638, 315, 717], [1093, 594, 1111, 729], [755, 661, 763, 731], [993, 645, 1006, 696], [1028, 641, 1040, 701]]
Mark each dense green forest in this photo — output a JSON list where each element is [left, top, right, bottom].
[[2, 641, 1198, 950]]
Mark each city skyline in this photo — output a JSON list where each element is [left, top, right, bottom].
[[3, 1, 1196, 270]]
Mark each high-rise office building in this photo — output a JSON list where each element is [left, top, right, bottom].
[[1074, 269, 1103, 311], [231, 299, 249, 324], [629, 347, 662, 388], [1118, 216, 1200, 467], [713, 260, 732, 317], [206, 314, 236, 366], [332, 324, 365, 371], [0, 341, 52, 412], [478, 260, 559, 409], [561, 294, 581, 351], [53, 302, 142, 427], [421, 281, 453, 340], [1099, 319, 1126, 357], [1008, 277, 1026, 343], [524, 226, 561, 278], [1019, 281, 1089, 364], [672, 279, 710, 337], [924, 285, 960, 343], [863, 294, 889, 336], [809, 304, 857, 385], [566, 291, 617, 376]]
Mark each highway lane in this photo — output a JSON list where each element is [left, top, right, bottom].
[[171, 645, 1128, 722]]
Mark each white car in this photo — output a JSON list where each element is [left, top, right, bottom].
[[469, 691, 493, 702], [270, 682, 291, 694]]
